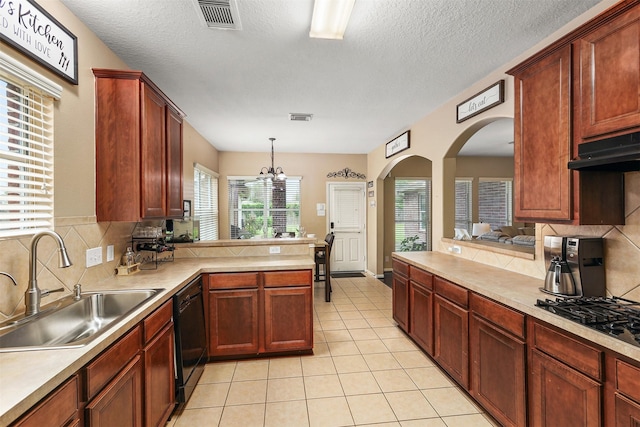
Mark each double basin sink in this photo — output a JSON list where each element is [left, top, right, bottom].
[[0, 289, 162, 352]]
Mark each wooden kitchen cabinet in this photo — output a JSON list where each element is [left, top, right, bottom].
[[207, 270, 313, 358], [11, 375, 80, 427], [142, 301, 175, 427], [607, 358, 640, 426], [263, 270, 313, 352], [470, 294, 526, 427], [408, 266, 434, 355], [392, 259, 409, 332], [86, 356, 144, 427], [93, 69, 185, 222], [528, 320, 603, 427], [433, 277, 469, 389], [208, 272, 260, 356], [576, 5, 640, 141], [506, 2, 632, 225]]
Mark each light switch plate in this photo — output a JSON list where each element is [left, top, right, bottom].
[[86, 247, 103, 267], [106, 245, 114, 262]]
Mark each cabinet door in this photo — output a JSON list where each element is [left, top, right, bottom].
[[392, 272, 409, 332], [615, 394, 640, 427], [578, 6, 640, 140], [513, 44, 572, 221], [86, 356, 144, 427], [12, 375, 80, 427], [165, 106, 183, 218], [264, 286, 312, 352], [529, 349, 601, 427], [144, 322, 175, 427], [433, 294, 469, 389], [208, 289, 259, 356], [140, 83, 167, 219], [409, 280, 433, 355], [470, 314, 526, 427]]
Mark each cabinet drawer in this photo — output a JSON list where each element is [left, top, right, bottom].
[[434, 276, 468, 309], [143, 299, 172, 343], [530, 321, 603, 381], [409, 266, 433, 290], [85, 325, 142, 400], [392, 259, 408, 277], [616, 359, 640, 403], [470, 293, 525, 339], [264, 270, 311, 288], [12, 375, 79, 427], [208, 272, 259, 289]]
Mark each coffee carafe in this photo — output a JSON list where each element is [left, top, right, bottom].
[[543, 256, 576, 296]]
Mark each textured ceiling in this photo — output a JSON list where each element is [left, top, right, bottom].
[[60, 0, 601, 154]]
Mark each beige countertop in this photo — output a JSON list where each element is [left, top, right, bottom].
[[393, 251, 640, 362], [0, 256, 314, 426]]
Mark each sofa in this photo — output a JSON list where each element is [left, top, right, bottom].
[[477, 226, 536, 247]]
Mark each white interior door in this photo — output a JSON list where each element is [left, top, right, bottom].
[[327, 183, 366, 272]]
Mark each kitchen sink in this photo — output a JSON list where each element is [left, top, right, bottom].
[[0, 289, 162, 352]]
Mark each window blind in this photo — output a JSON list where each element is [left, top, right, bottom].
[[478, 178, 513, 229], [455, 179, 473, 233], [193, 164, 219, 240], [394, 178, 431, 251], [0, 77, 55, 237], [228, 176, 301, 238]]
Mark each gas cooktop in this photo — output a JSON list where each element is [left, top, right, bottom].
[[536, 296, 640, 348]]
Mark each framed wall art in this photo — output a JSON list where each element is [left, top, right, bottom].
[[385, 131, 410, 158], [456, 80, 504, 123]]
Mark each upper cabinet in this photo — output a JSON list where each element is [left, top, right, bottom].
[[507, 1, 640, 225], [93, 69, 185, 222], [576, 5, 640, 141]]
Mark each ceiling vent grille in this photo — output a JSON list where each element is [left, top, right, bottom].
[[194, 0, 242, 30], [289, 113, 313, 122]]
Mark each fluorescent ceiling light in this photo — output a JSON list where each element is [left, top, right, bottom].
[[309, 0, 356, 40]]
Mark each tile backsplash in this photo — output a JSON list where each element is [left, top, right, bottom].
[[438, 171, 640, 301]]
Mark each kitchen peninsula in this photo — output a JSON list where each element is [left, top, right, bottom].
[[0, 239, 315, 426]]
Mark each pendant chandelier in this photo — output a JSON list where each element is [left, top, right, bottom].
[[257, 137, 286, 181]]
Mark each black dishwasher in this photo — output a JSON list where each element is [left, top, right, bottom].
[[173, 275, 207, 405]]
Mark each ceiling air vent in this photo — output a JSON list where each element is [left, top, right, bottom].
[[289, 113, 313, 122], [193, 0, 242, 30]]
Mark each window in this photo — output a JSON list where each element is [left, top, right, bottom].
[[455, 179, 473, 233], [228, 177, 301, 238], [394, 178, 431, 251], [193, 163, 219, 240], [478, 179, 513, 229], [0, 53, 61, 238]]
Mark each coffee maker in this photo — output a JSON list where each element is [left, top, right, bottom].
[[543, 235, 605, 297]]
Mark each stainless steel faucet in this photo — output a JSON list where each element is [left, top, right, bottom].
[[25, 230, 72, 316]]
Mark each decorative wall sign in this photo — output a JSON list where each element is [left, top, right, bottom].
[[368, 191, 374, 197], [326, 167, 366, 179], [385, 131, 410, 158], [0, 0, 78, 84], [456, 80, 504, 123], [367, 181, 373, 188]]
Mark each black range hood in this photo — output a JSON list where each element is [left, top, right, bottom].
[[568, 132, 640, 172]]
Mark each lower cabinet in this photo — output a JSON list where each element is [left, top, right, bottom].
[[392, 259, 409, 332], [12, 375, 81, 427], [142, 301, 175, 427], [470, 294, 526, 427], [207, 270, 313, 358], [528, 320, 603, 427], [433, 277, 469, 388], [611, 358, 640, 426], [86, 356, 144, 427], [408, 266, 434, 355]]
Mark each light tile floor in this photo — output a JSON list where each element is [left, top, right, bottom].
[[168, 276, 500, 427]]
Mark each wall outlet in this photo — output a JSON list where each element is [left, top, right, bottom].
[[106, 245, 114, 262], [269, 246, 281, 254], [86, 247, 103, 267], [448, 245, 462, 254]]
